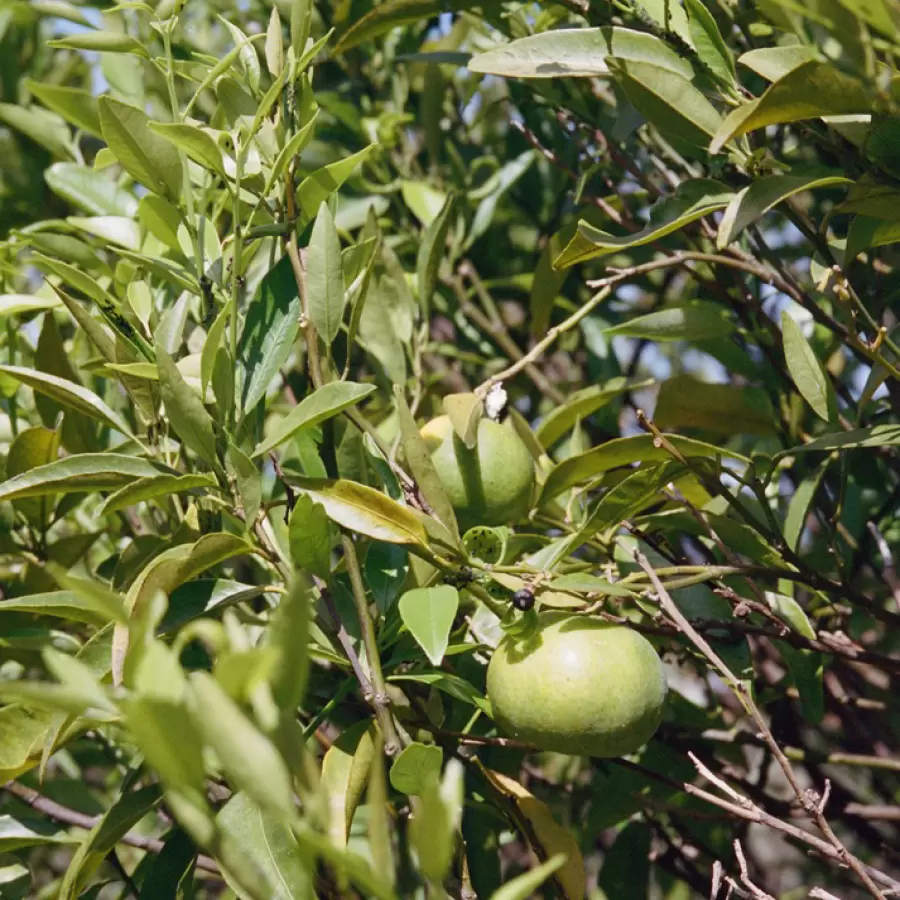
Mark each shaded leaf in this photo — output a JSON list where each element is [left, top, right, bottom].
[[542, 434, 748, 502], [654, 375, 777, 435], [59, 786, 162, 900], [239, 255, 302, 414], [556, 180, 733, 267], [416, 192, 455, 312], [603, 301, 734, 341], [157, 346, 219, 468]]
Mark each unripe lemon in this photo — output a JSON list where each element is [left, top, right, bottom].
[[486, 613, 668, 758], [420, 415, 535, 531]]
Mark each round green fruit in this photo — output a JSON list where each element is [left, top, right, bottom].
[[486, 613, 668, 758], [420, 415, 535, 531]]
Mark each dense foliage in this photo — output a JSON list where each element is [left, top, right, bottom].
[[1, 0, 899, 897]]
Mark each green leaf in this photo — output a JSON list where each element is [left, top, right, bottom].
[[296, 145, 375, 222], [783, 465, 825, 551], [335, 0, 494, 52], [0, 815, 77, 853], [264, 112, 319, 197], [217, 793, 312, 900], [0, 365, 137, 440], [394, 386, 460, 541], [389, 742, 443, 795], [59, 785, 162, 900], [121, 699, 206, 799], [287, 477, 429, 546], [321, 721, 376, 847], [398, 585, 459, 666], [597, 822, 651, 900], [683, 0, 735, 84], [555, 180, 733, 267], [138, 194, 183, 252], [442, 392, 483, 450], [100, 473, 217, 516], [710, 60, 872, 153], [603, 301, 735, 341], [226, 445, 261, 527], [253, 381, 375, 457], [7, 424, 60, 527], [0, 294, 61, 317], [157, 346, 219, 468], [613, 60, 724, 147], [364, 542, 409, 613], [239, 255, 302, 414], [654, 374, 777, 435], [581, 462, 686, 542], [781, 312, 832, 422], [536, 377, 653, 448], [45, 162, 138, 217], [737, 45, 816, 82], [846, 215, 900, 260], [493, 854, 568, 900], [0, 453, 165, 502], [718, 173, 851, 248], [307, 202, 346, 346], [0, 592, 112, 627], [149, 123, 226, 178], [0, 102, 72, 158], [289, 494, 332, 580], [24, 80, 102, 137], [409, 760, 463, 883], [467, 26, 692, 79], [265, 579, 311, 717], [780, 424, 900, 455], [221, 19, 262, 93], [0, 706, 58, 782], [44, 565, 128, 624], [49, 31, 149, 56], [135, 829, 197, 900], [416, 192, 455, 312], [159, 580, 270, 634], [188, 671, 295, 818], [265, 7, 284, 77], [546, 573, 634, 597], [98, 96, 182, 199], [541, 434, 748, 502]]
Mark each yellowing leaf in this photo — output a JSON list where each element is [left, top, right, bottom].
[[485, 769, 585, 900]]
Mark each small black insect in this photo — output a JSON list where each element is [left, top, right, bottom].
[[511, 589, 535, 612]]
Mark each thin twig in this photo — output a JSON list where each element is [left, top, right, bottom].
[[2, 781, 219, 875], [635, 552, 889, 899]]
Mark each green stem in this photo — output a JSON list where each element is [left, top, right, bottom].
[[342, 533, 402, 755]]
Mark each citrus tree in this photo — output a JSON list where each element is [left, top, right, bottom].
[[1, 0, 899, 897]]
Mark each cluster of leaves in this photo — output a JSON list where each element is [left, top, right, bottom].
[[0, 0, 899, 898]]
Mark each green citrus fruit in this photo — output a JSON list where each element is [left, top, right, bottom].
[[486, 613, 668, 757], [421, 415, 535, 531]]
